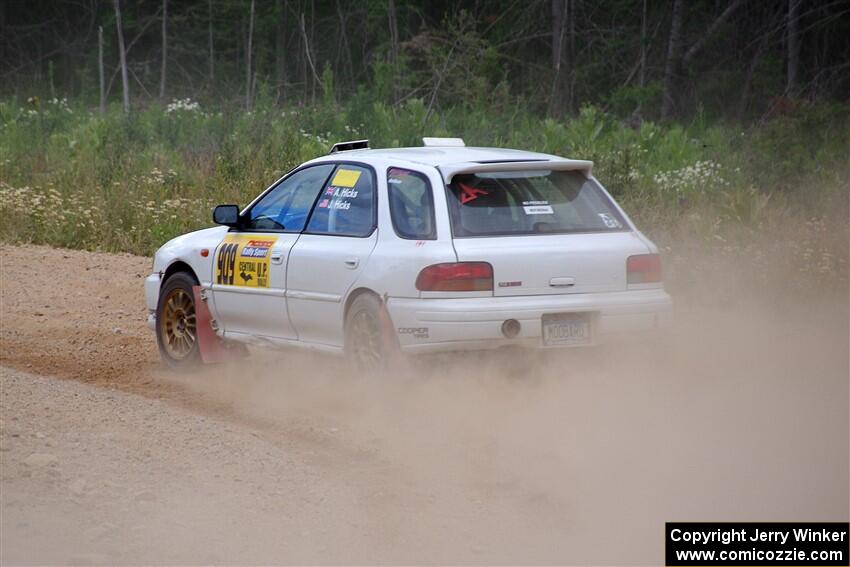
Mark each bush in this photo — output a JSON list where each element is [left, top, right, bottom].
[[0, 97, 846, 291]]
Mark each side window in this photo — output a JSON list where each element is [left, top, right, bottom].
[[305, 164, 375, 237], [245, 164, 335, 232], [387, 167, 436, 240]]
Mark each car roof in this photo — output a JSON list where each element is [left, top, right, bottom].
[[311, 146, 574, 168]]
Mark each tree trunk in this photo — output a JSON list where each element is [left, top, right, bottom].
[[299, 11, 321, 99], [786, 0, 801, 96], [98, 25, 105, 114], [567, 0, 575, 113], [245, 0, 255, 111], [299, 12, 307, 105], [0, 1, 5, 64], [548, 0, 566, 117], [388, 0, 399, 67], [275, 0, 287, 104], [113, 0, 130, 113], [387, 0, 399, 100], [335, 0, 353, 87], [310, 0, 316, 105], [682, 0, 746, 67], [159, 0, 167, 99], [639, 0, 647, 87], [334, 0, 354, 90], [661, 0, 685, 120], [738, 33, 769, 120], [208, 0, 215, 83]]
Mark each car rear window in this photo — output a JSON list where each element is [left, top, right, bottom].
[[446, 169, 628, 237]]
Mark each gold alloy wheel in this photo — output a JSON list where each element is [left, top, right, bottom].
[[351, 310, 382, 368], [160, 288, 197, 359]]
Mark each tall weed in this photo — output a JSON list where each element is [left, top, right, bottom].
[[0, 97, 846, 290]]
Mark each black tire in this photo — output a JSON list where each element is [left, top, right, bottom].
[[344, 293, 397, 373], [155, 272, 201, 369]]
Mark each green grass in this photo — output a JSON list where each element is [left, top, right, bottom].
[[1, 96, 847, 293]]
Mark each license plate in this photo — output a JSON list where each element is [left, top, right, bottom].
[[542, 313, 591, 346]]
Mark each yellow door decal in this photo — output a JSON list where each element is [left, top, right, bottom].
[[215, 234, 278, 288], [330, 168, 362, 188]]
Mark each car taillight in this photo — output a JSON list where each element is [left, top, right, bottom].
[[416, 262, 493, 292], [627, 254, 662, 284]]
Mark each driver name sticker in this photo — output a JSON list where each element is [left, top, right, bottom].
[[324, 186, 359, 198], [331, 168, 362, 188], [318, 198, 351, 210], [215, 234, 278, 288], [318, 185, 359, 212]]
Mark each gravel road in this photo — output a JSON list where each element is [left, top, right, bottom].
[[1, 244, 847, 565]]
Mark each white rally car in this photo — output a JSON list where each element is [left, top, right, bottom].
[[145, 138, 672, 369]]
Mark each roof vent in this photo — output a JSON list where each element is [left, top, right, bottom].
[[329, 139, 369, 154], [422, 137, 465, 147]]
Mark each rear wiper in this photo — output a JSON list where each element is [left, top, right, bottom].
[[532, 222, 559, 233]]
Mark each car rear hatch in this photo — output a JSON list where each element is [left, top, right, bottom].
[[441, 161, 650, 297], [452, 232, 649, 296]]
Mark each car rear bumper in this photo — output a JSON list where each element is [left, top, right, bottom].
[[386, 288, 672, 354]]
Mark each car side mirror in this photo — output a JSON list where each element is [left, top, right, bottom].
[[213, 204, 240, 228]]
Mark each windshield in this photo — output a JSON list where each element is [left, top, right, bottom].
[[445, 169, 628, 237]]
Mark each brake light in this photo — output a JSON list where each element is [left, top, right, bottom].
[[627, 254, 662, 284], [416, 262, 493, 292]]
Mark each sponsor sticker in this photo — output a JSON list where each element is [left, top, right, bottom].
[[398, 327, 429, 339], [215, 234, 277, 288], [523, 205, 554, 215], [331, 168, 362, 188], [241, 239, 274, 258], [598, 212, 622, 228], [388, 168, 411, 184], [522, 200, 554, 215], [458, 182, 489, 204]]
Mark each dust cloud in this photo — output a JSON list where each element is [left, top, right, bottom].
[[2, 239, 846, 564], [156, 260, 849, 564]]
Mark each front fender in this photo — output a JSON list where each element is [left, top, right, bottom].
[[151, 226, 229, 283]]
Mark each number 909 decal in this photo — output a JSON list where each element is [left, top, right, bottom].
[[215, 235, 277, 288]]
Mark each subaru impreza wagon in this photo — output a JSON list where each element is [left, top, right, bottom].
[[145, 138, 672, 369]]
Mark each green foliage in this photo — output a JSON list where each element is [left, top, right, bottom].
[[737, 102, 850, 193], [0, 96, 847, 290], [321, 64, 336, 108], [605, 83, 662, 117]]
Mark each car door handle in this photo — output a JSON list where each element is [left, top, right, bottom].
[[344, 258, 360, 269], [270, 251, 284, 265], [550, 277, 575, 287]]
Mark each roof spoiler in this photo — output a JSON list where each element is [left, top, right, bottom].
[[440, 159, 594, 183], [329, 139, 369, 154], [423, 137, 465, 147]]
